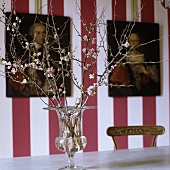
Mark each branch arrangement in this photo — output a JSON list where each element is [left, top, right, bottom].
[[0, 1, 160, 108]]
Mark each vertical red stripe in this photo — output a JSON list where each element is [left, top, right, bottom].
[[48, 0, 64, 155], [81, 0, 98, 152], [49, 101, 60, 154], [112, 0, 126, 21], [141, 0, 154, 23], [112, 0, 128, 150], [12, 0, 30, 157], [12, 0, 29, 13], [141, 0, 156, 147], [48, 0, 64, 16], [13, 99, 30, 157]]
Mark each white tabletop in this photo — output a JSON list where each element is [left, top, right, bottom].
[[0, 146, 170, 170]]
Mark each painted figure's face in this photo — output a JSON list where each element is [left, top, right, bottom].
[[128, 33, 140, 49], [34, 25, 46, 46]]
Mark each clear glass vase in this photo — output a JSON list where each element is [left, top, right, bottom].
[[44, 106, 96, 170]]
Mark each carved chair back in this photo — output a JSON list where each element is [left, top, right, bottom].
[[106, 125, 165, 150]]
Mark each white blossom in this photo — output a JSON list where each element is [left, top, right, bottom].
[[60, 56, 64, 60], [84, 66, 88, 71], [47, 73, 53, 78], [92, 52, 98, 59], [7, 61, 11, 65], [64, 56, 69, 61], [82, 48, 86, 53], [13, 22, 17, 27], [122, 41, 130, 48], [33, 53, 37, 56], [59, 88, 63, 93], [6, 26, 10, 31], [7, 66, 11, 69], [2, 60, 7, 65], [87, 85, 96, 96], [37, 52, 41, 56], [34, 59, 40, 64], [83, 35, 88, 42], [54, 33, 58, 39], [52, 95, 56, 100], [92, 38, 96, 44], [21, 79, 27, 84], [25, 42, 29, 46], [11, 68, 16, 74], [89, 73, 94, 79], [67, 52, 72, 59], [37, 66, 43, 71]]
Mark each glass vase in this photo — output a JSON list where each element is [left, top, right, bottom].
[[44, 106, 96, 170]]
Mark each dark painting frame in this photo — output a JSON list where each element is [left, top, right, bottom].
[[107, 20, 161, 97], [5, 12, 71, 97]]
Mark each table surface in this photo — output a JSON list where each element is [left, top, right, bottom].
[[0, 146, 170, 170]]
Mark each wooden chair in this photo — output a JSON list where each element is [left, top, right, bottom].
[[106, 125, 165, 150]]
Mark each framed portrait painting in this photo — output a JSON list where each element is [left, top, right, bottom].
[[5, 12, 71, 97], [107, 20, 161, 97]]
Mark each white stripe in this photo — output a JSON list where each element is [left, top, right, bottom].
[[126, 0, 132, 21], [137, 0, 141, 21], [64, 0, 82, 106], [154, 1, 170, 146], [30, 98, 49, 156], [29, 0, 35, 14], [128, 98, 143, 148], [0, 0, 13, 158], [64, 0, 84, 154], [29, 0, 47, 14], [126, 0, 143, 149], [96, 0, 114, 151], [42, 0, 48, 14], [29, 0, 49, 156], [126, 0, 141, 22]]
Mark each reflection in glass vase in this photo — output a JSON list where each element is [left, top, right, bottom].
[[44, 106, 95, 170]]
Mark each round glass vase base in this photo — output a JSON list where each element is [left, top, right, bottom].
[[58, 165, 86, 170]]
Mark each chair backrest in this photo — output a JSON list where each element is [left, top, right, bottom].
[[106, 125, 165, 150]]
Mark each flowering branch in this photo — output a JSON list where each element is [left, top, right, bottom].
[[0, 1, 161, 108]]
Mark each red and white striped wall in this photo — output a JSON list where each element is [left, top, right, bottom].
[[0, 0, 169, 158]]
